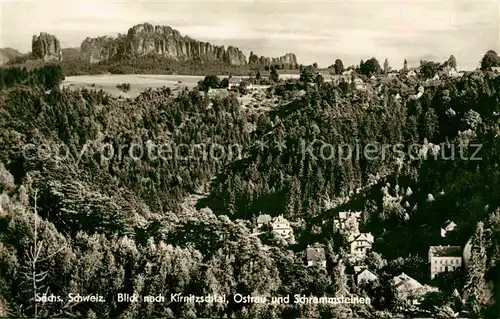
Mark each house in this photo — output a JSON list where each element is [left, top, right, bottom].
[[387, 71, 399, 78], [306, 244, 327, 267], [370, 75, 377, 80], [228, 77, 241, 89], [348, 232, 374, 258], [406, 70, 417, 78], [428, 245, 462, 279], [391, 272, 429, 306], [354, 266, 378, 284], [256, 214, 272, 229], [333, 211, 361, 233], [271, 215, 293, 239], [394, 93, 401, 100], [342, 69, 354, 76], [491, 67, 500, 73], [440, 220, 458, 237]]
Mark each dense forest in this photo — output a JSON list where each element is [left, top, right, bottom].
[[0, 63, 499, 318]]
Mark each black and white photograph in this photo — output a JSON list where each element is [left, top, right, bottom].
[[0, 0, 500, 318]]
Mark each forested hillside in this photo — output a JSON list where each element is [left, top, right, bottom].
[[0, 64, 499, 318]]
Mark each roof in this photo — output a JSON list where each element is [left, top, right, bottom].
[[337, 211, 362, 220], [357, 268, 378, 279], [228, 77, 241, 83], [492, 67, 500, 72], [272, 215, 289, 225], [392, 272, 422, 289], [443, 220, 456, 228], [306, 245, 326, 261], [429, 245, 462, 258], [349, 232, 374, 243], [257, 214, 272, 224]]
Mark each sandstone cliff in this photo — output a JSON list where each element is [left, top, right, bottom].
[[32, 32, 61, 61], [81, 35, 126, 63], [81, 23, 247, 66], [249, 52, 298, 69]]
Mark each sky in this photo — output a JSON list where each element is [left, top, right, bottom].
[[1, 0, 499, 69]]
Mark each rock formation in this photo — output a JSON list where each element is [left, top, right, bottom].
[[32, 32, 61, 61], [81, 35, 126, 63], [81, 22, 247, 66], [249, 51, 298, 69]]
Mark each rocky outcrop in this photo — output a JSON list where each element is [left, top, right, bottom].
[[81, 35, 126, 63], [249, 52, 298, 69], [32, 32, 61, 61], [81, 22, 247, 66]]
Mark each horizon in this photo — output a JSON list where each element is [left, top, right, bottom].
[[1, 0, 499, 69]]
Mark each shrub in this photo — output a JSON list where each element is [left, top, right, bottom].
[[116, 83, 131, 92]]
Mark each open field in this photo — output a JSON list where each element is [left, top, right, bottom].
[[60, 73, 314, 97]]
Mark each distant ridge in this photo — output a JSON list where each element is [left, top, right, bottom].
[[78, 22, 299, 68]]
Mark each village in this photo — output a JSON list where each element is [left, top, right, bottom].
[[253, 210, 469, 313]]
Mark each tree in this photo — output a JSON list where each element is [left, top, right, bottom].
[[383, 58, 390, 74], [420, 60, 440, 80], [463, 222, 488, 317], [220, 77, 229, 88], [423, 108, 439, 140], [255, 70, 262, 81], [312, 62, 318, 69], [333, 59, 344, 75], [300, 65, 316, 83], [199, 75, 221, 91], [270, 66, 279, 83], [314, 74, 324, 87], [480, 50, 500, 71], [360, 58, 381, 76], [403, 59, 408, 71]]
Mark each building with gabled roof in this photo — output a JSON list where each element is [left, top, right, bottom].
[[353, 266, 378, 284], [228, 77, 241, 89], [391, 272, 438, 306], [441, 220, 458, 237], [428, 245, 462, 279], [306, 244, 327, 267], [348, 232, 374, 258], [271, 215, 293, 239]]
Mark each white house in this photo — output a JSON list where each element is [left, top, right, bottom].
[[428, 245, 462, 279], [440, 220, 458, 237], [271, 215, 293, 239], [491, 67, 500, 73], [407, 70, 417, 78], [348, 232, 374, 258], [354, 266, 378, 284], [306, 245, 327, 267], [228, 77, 241, 89], [391, 272, 439, 309]]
